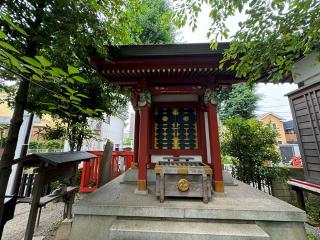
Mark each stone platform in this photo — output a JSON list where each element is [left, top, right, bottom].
[[70, 170, 307, 240]]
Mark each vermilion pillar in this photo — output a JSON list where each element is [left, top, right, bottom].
[[133, 109, 140, 166], [207, 102, 224, 192], [137, 104, 150, 191]]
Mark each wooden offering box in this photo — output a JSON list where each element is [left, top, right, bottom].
[[155, 159, 212, 203]]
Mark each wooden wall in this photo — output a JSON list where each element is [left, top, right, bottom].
[[288, 83, 320, 184]]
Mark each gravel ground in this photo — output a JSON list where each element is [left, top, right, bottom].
[[2, 202, 64, 240], [306, 223, 320, 240]]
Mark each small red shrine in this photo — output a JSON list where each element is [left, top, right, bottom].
[[89, 43, 243, 193]]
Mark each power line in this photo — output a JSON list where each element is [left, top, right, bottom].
[[0, 63, 65, 96]]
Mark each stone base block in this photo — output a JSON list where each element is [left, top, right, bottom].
[[54, 219, 72, 240]]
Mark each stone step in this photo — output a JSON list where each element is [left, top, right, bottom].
[[109, 220, 271, 240]]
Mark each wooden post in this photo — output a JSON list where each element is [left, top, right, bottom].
[[133, 109, 140, 166], [207, 102, 224, 192], [24, 167, 46, 240], [137, 104, 150, 192], [66, 191, 77, 219], [293, 186, 306, 211]]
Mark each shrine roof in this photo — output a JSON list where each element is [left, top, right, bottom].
[[106, 43, 229, 58], [89, 43, 292, 88], [89, 43, 243, 88]]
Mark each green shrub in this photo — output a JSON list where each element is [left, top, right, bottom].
[[29, 140, 63, 150], [47, 140, 63, 150], [222, 117, 281, 189], [222, 155, 233, 164]]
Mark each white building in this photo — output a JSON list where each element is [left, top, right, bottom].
[[4, 113, 33, 195], [78, 115, 126, 151]]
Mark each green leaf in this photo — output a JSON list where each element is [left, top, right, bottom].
[[47, 69, 61, 77], [67, 78, 75, 84], [0, 41, 20, 53], [1, 50, 20, 68], [70, 95, 82, 102], [2, 15, 28, 36], [21, 56, 42, 68], [35, 56, 52, 67], [68, 66, 79, 75], [25, 65, 43, 75], [53, 94, 67, 102], [71, 100, 81, 105], [62, 85, 77, 95], [32, 74, 42, 81], [72, 75, 87, 83], [51, 67, 68, 76], [0, 31, 7, 39], [76, 93, 89, 98]]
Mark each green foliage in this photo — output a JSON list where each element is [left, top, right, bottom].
[[1, 0, 176, 151], [217, 83, 259, 122], [46, 140, 63, 150], [42, 122, 65, 140], [131, 0, 176, 44], [174, 0, 320, 83], [0, 16, 106, 153], [0, 124, 9, 147], [29, 141, 45, 149], [29, 140, 63, 150], [0, 17, 96, 115], [221, 155, 233, 164], [67, 122, 98, 151], [306, 230, 318, 240], [305, 194, 320, 223], [123, 138, 132, 146], [222, 117, 281, 187]]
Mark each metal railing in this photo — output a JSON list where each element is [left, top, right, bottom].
[[27, 149, 63, 154], [79, 151, 133, 192]]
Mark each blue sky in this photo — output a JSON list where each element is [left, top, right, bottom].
[[177, 3, 296, 120]]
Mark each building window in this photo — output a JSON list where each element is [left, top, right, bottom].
[[286, 129, 295, 134], [270, 123, 277, 130], [278, 141, 282, 144]]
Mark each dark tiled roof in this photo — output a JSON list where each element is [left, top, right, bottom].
[[106, 43, 229, 58], [15, 151, 96, 167], [283, 120, 294, 130]]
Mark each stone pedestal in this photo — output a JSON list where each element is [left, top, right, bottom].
[[70, 172, 307, 240]]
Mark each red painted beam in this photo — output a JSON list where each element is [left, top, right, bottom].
[[151, 86, 205, 95]]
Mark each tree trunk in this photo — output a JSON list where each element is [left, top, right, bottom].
[[0, 79, 30, 220]]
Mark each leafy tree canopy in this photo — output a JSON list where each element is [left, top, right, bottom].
[[0, 0, 176, 150], [132, 0, 176, 44], [217, 83, 259, 122], [174, 0, 320, 83]]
